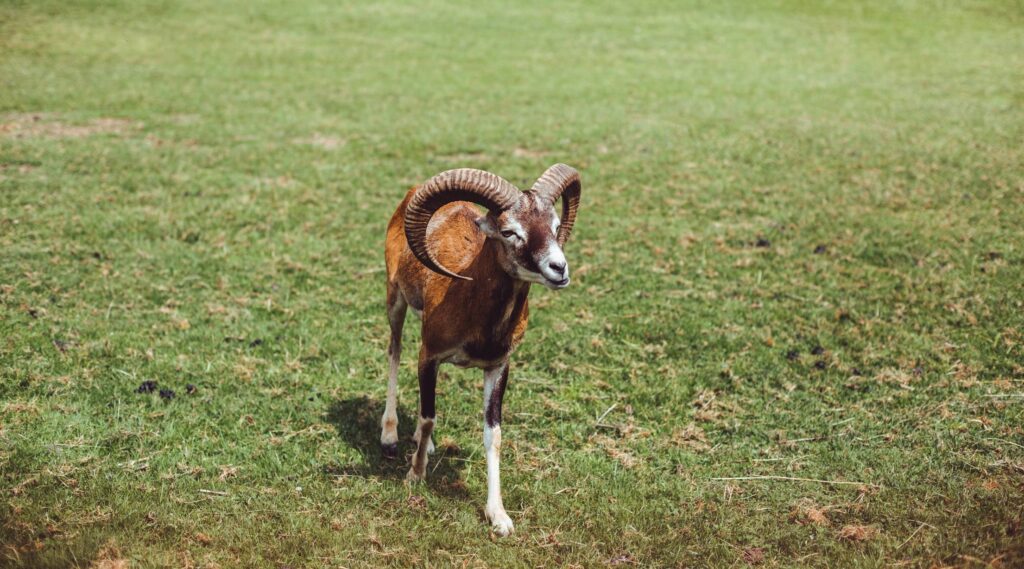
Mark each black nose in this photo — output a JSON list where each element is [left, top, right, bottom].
[[548, 260, 566, 274]]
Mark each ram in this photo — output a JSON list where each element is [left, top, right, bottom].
[[380, 164, 581, 536]]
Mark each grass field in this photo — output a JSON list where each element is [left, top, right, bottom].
[[2, 0, 1023, 566]]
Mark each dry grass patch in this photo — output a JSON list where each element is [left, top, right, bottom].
[[1, 113, 140, 139]]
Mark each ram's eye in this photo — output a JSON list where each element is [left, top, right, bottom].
[[500, 230, 517, 239]]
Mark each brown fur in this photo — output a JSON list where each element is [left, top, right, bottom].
[[386, 188, 530, 369]]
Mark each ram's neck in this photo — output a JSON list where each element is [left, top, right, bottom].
[[463, 238, 531, 345], [469, 237, 530, 306]]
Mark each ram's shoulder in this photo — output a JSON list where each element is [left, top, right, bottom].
[[427, 202, 482, 232]]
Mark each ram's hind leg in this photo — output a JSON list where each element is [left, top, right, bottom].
[[380, 284, 406, 459]]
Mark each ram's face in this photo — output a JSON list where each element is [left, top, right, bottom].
[[478, 193, 569, 289]]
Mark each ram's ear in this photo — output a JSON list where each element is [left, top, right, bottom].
[[475, 214, 500, 238]]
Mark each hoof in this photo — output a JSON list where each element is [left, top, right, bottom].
[[486, 509, 514, 537], [381, 443, 398, 459]]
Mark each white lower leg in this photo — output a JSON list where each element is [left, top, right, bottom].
[[381, 297, 405, 449], [482, 364, 513, 536], [380, 348, 400, 447], [483, 424, 513, 536]]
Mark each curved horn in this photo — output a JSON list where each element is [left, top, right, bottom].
[[531, 163, 581, 246], [405, 168, 521, 280]]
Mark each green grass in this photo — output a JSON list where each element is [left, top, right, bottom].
[[2, 0, 1023, 566]]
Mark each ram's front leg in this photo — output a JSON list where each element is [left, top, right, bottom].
[[482, 362, 513, 536], [407, 349, 437, 482]]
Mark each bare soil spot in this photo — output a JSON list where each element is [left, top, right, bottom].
[[254, 175, 296, 189], [292, 133, 346, 150], [1, 113, 141, 139], [512, 147, 551, 158], [0, 163, 37, 175], [167, 113, 201, 125]]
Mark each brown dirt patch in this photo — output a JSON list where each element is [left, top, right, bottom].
[[1, 113, 141, 139], [0, 163, 38, 179], [292, 133, 346, 150], [513, 147, 549, 158]]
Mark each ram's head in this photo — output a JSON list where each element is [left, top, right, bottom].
[[405, 164, 581, 289]]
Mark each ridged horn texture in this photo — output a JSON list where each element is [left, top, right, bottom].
[[531, 163, 581, 246], [405, 168, 522, 280]]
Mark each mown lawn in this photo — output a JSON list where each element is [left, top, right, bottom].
[[2, 0, 1023, 567]]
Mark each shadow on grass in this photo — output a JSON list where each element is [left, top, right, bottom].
[[324, 397, 470, 499]]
